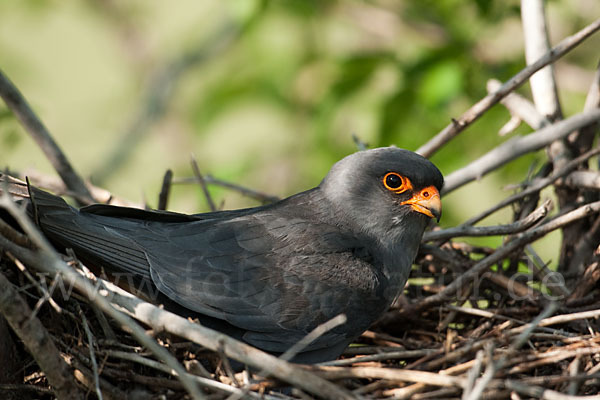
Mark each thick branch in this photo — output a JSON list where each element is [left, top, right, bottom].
[[570, 61, 600, 154], [563, 170, 600, 190], [521, 0, 562, 120]]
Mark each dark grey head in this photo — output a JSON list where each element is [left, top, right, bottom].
[[319, 147, 443, 247]]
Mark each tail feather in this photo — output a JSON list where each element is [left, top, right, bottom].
[[40, 221, 150, 278], [26, 184, 152, 281]]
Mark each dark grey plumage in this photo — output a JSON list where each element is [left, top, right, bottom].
[[30, 147, 443, 363]]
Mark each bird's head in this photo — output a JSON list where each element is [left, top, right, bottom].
[[319, 147, 443, 246]]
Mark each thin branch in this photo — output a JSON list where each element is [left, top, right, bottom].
[[505, 379, 600, 400], [0, 173, 29, 199], [570, 60, 600, 154], [0, 270, 82, 400], [190, 155, 217, 212], [484, 271, 542, 303], [423, 200, 550, 242], [462, 344, 495, 400], [567, 356, 582, 396], [0, 384, 53, 395], [352, 134, 369, 151], [442, 109, 600, 195], [414, 200, 600, 311], [0, 191, 356, 400], [62, 353, 127, 399], [318, 349, 438, 367], [21, 170, 142, 208], [416, 18, 600, 158], [105, 350, 264, 398], [568, 261, 600, 301], [313, 365, 466, 388], [0, 69, 94, 204], [583, 60, 600, 111], [9, 254, 62, 312], [566, 213, 600, 274], [466, 303, 559, 400], [487, 79, 548, 130], [497, 114, 522, 136], [463, 145, 600, 226], [510, 308, 600, 334], [444, 305, 522, 324], [102, 278, 356, 400], [174, 175, 280, 204], [157, 169, 173, 211], [0, 219, 32, 249], [0, 194, 207, 400], [525, 245, 571, 298], [229, 314, 349, 400], [79, 306, 103, 400], [461, 350, 484, 400], [280, 314, 347, 362], [507, 347, 600, 375], [91, 23, 241, 185]]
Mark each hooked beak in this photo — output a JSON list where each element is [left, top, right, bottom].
[[400, 185, 442, 222]]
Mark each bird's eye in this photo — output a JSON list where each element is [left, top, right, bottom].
[[383, 172, 410, 192]]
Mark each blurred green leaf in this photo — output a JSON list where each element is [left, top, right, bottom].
[[331, 53, 392, 99], [417, 60, 463, 107]]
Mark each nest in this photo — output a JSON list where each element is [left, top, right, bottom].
[[1, 190, 600, 399]]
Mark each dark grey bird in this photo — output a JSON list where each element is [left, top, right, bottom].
[[27, 147, 443, 363]]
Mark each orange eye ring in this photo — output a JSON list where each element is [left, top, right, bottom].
[[383, 172, 411, 193]]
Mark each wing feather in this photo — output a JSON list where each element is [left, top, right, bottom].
[[32, 186, 388, 353]]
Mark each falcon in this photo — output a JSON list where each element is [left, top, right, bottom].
[[29, 147, 443, 363]]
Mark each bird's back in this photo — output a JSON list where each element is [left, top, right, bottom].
[[29, 186, 390, 362]]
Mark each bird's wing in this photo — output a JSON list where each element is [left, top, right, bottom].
[[31, 187, 386, 353], [125, 212, 386, 352], [29, 188, 156, 281]]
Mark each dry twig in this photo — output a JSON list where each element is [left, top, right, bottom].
[[416, 18, 600, 158], [0, 70, 94, 204], [0, 194, 207, 400], [0, 271, 82, 400], [442, 109, 600, 194]]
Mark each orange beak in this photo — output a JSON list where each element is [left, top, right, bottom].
[[400, 185, 442, 222]]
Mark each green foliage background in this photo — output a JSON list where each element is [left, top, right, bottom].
[[0, 0, 598, 263]]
